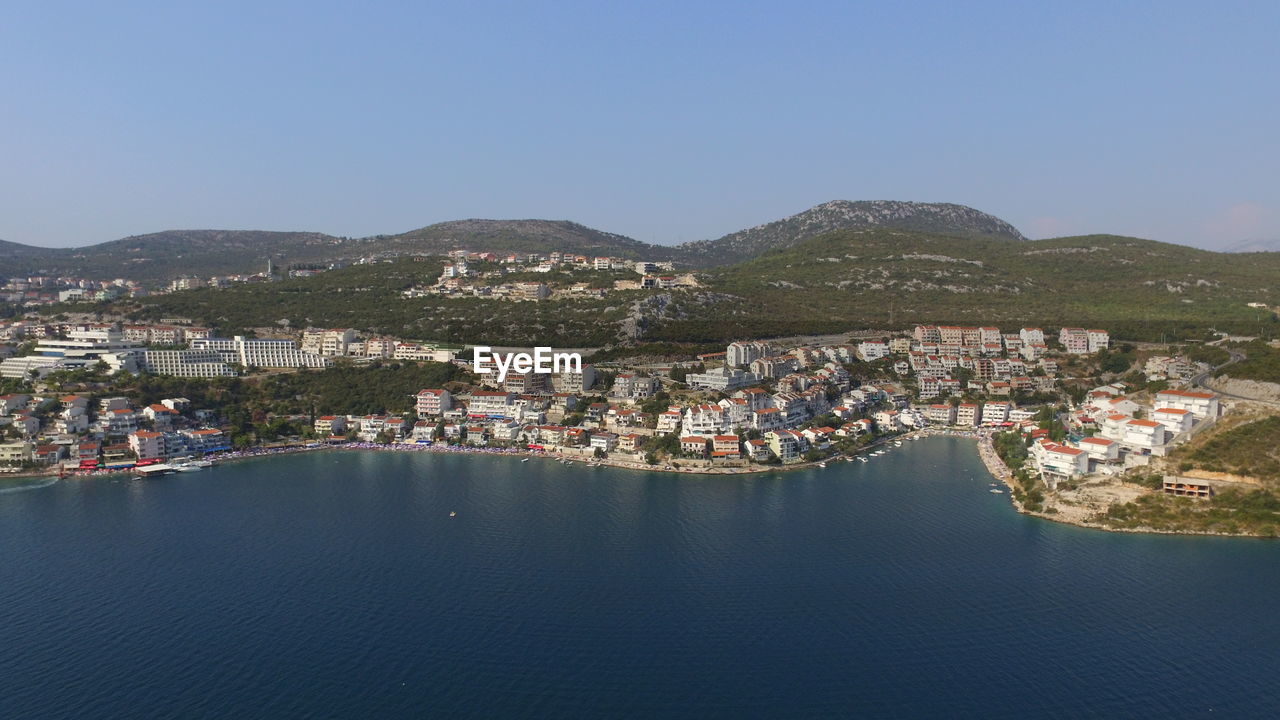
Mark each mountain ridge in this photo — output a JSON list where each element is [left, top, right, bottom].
[[3, 201, 1272, 283]]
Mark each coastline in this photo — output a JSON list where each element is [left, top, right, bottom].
[[11, 433, 1270, 539], [971, 431, 1271, 539]]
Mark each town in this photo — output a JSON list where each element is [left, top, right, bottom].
[[2, 313, 1244, 511]]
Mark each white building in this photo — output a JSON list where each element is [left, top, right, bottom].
[[955, 403, 982, 427], [857, 341, 890, 361], [726, 341, 773, 368], [1154, 389, 1219, 420], [686, 366, 759, 392], [191, 336, 330, 369], [1019, 328, 1045, 346], [415, 389, 454, 418], [925, 404, 956, 426], [682, 404, 730, 437], [142, 349, 236, 378]]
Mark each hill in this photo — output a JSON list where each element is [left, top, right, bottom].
[[670, 200, 1027, 267], [0, 200, 1027, 282], [642, 229, 1280, 342], [382, 219, 675, 260], [111, 229, 1280, 347], [1, 230, 347, 282]]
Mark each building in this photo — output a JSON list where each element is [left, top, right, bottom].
[[552, 366, 597, 393], [685, 366, 760, 392], [314, 415, 347, 437], [955, 403, 982, 427], [142, 349, 236, 378], [612, 373, 658, 400], [680, 436, 709, 457], [1076, 436, 1120, 466], [414, 386, 455, 415], [466, 391, 515, 417], [1162, 475, 1213, 499], [925, 404, 956, 426], [191, 336, 330, 369], [857, 341, 890, 361], [1154, 389, 1219, 420], [1058, 327, 1090, 355], [711, 435, 740, 459], [301, 328, 358, 356], [726, 341, 773, 368], [1152, 407, 1193, 436], [180, 428, 227, 453], [1119, 418, 1168, 456], [589, 433, 618, 453], [128, 430, 166, 460], [1019, 328, 1045, 346], [682, 404, 730, 437], [1031, 440, 1088, 483], [765, 429, 806, 463], [31, 328, 146, 372], [982, 402, 1011, 424]]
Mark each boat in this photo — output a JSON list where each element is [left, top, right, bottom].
[[817, 462, 827, 468], [449, 511, 457, 517], [858, 457, 868, 463], [521, 458, 530, 463], [171, 463, 203, 472], [989, 488, 1004, 494]]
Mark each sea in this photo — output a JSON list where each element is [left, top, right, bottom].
[[1, 436, 1277, 719]]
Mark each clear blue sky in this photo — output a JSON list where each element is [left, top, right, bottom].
[[2, 0, 1277, 250]]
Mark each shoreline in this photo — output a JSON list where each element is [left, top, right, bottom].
[[971, 431, 1271, 539], [11, 433, 1271, 539]]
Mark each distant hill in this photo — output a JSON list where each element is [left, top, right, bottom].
[[0, 221, 668, 283], [669, 200, 1027, 267], [1223, 238, 1280, 253], [383, 219, 671, 260], [119, 227, 1280, 347], [1, 230, 346, 282]]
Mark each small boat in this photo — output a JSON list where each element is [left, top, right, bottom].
[[858, 457, 868, 463], [521, 458, 530, 463], [817, 462, 827, 468], [989, 488, 1004, 494], [449, 511, 457, 517]]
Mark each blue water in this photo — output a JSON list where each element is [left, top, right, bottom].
[[1, 437, 1277, 718]]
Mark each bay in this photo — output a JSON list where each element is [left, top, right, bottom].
[[1, 437, 1277, 718]]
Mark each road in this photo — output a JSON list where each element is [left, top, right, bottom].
[[1190, 347, 1280, 408]]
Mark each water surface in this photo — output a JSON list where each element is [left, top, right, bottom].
[[1, 438, 1276, 718]]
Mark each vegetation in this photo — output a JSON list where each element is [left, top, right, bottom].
[[65, 227, 1280, 348], [1216, 340, 1280, 383], [681, 230, 1280, 344], [1177, 416, 1280, 480], [1101, 490, 1280, 537], [122, 258, 638, 346], [1178, 343, 1231, 367]]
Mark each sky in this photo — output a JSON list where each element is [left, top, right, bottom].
[[2, 0, 1277, 251]]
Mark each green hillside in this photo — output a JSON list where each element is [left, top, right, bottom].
[[644, 230, 1280, 342], [73, 229, 1280, 347]]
